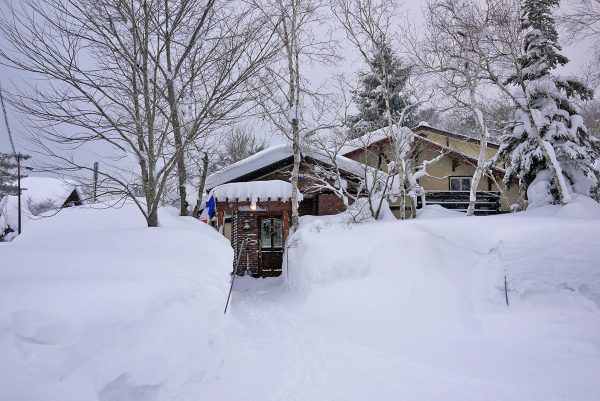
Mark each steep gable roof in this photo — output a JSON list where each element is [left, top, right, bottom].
[[340, 123, 500, 157], [206, 144, 377, 190]]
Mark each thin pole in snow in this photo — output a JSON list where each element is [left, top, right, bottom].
[[224, 238, 246, 314], [504, 275, 509, 307]]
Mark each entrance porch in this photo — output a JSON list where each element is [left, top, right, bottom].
[[211, 181, 299, 278]]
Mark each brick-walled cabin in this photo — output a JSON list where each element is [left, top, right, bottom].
[[205, 145, 367, 278]]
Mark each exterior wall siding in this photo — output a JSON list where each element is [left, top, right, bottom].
[[317, 193, 347, 215]]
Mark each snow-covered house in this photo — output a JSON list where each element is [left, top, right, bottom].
[[341, 124, 519, 214], [205, 125, 520, 277], [0, 176, 83, 241], [205, 144, 371, 277]]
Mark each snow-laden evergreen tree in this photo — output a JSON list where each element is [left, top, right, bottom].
[[0, 153, 19, 197], [498, 0, 599, 204], [349, 42, 415, 137]]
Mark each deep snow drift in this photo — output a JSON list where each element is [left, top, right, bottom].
[[1, 197, 600, 401], [0, 203, 233, 401], [199, 197, 600, 401]]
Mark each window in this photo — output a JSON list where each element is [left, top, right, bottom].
[[261, 217, 283, 249], [450, 176, 472, 191]]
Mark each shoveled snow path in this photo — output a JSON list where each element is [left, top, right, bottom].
[[176, 280, 567, 401]]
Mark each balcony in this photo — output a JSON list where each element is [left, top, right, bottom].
[[417, 190, 502, 215]]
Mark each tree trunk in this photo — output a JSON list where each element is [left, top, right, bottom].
[[166, 78, 189, 216], [290, 117, 301, 229], [164, 2, 189, 216], [193, 153, 210, 217], [147, 205, 159, 227], [467, 116, 488, 216]]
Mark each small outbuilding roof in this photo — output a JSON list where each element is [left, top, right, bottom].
[[0, 176, 83, 240], [18, 176, 82, 203]]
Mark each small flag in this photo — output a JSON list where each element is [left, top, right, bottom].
[[206, 195, 216, 219], [199, 195, 216, 223]]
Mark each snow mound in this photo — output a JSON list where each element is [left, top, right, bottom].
[[416, 204, 464, 219], [280, 206, 600, 400], [0, 203, 233, 401], [523, 193, 600, 218]]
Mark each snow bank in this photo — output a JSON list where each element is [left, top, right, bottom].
[[281, 201, 600, 400], [0, 203, 233, 401], [210, 180, 303, 203]]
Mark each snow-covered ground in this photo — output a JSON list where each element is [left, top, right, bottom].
[[0, 203, 233, 401], [1, 197, 600, 400], [197, 196, 600, 401]]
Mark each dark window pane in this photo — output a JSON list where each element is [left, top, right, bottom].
[[261, 219, 271, 248], [462, 178, 471, 191], [450, 178, 461, 191]]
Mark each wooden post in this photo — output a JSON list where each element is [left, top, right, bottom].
[[92, 162, 99, 202]]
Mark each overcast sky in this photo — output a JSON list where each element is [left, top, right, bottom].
[[0, 0, 594, 174]]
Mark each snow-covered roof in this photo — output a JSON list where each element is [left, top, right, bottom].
[[0, 176, 82, 239], [206, 145, 292, 189], [339, 125, 396, 155], [340, 124, 500, 156], [206, 144, 376, 190], [209, 180, 303, 203], [18, 177, 80, 202]]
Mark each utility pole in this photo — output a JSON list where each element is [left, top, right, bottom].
[[92, 161, 99, 202], [0, 84, 23, 234]]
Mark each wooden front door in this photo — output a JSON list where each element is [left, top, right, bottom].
[[259, 215, 284, 277]]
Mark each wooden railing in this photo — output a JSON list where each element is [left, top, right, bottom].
[[417, 190, 502, 215]]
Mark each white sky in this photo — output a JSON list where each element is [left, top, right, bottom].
[[0, 0, 594, 171]]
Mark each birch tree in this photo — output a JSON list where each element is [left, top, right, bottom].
[[333, 0, 420, 219], [253, 0, 339, 229], [415, 0, 494, 216]]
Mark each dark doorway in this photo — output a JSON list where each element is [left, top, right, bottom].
[[258, 215, 284, 277]]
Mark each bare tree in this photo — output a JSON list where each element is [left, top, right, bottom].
[[0, 0, 277, 225], [582, 99, 600, 138], [159, 0, 279, 215], [561, 0, 600, 88], [214, 126, 268, 170]]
